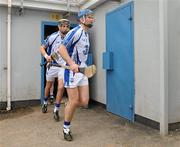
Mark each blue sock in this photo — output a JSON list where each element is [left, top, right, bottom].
[[43, 97, 48, 104], [54, 103, 60, 112], [64, 121, 70, 125]]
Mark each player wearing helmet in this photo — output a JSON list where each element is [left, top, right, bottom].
[[40, 19, 70, 122], [58, 9, 94, 141]]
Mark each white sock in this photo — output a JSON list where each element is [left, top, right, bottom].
[[54, 107, 59, 113], [44, 101, 48, 105], [63, 125, 70, 134]]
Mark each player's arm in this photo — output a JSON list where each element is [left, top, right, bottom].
[[40, 45, 51, 62], [59, 44, 79, 72], [40, 38, 52, 62]]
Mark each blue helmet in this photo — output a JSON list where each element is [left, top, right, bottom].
[[77, 9, 94, 20]]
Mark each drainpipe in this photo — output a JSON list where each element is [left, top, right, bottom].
[[6, 0, 12, 111], [159, 0, 168, 135]]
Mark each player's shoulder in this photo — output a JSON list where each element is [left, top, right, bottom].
[[49, 31, 59, 39], [69, 25, 82, 36], [52, 31, 59, 36]]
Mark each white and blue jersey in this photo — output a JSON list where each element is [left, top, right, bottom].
[[62, 25, 90, 68], [62, 25, 90, 87], [43, 31, 65, 65], [42, 31, 65, 81]]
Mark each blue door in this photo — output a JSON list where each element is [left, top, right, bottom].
[[104, 2, 134, 121]]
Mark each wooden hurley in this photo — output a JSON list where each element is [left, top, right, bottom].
[[47, 63, 96, 78], [49, 52, 96, 78]]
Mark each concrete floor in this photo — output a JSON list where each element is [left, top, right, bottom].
[[1, 100, 180, 147]]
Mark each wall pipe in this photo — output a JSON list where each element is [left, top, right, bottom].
[[6, 0, 12, 111], [159, 0, 168, 135]]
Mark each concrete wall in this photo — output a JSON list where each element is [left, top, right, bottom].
[[168, 0, 180, 123], [0, 7, 77, 102], [134, 0, 160, 122], [0, 7, 7, 102], [90, 1, 123, 104], [134, 0, 180, 124], [11, 8, 45, 101]]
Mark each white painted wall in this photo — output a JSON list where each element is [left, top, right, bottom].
[[90, 1, 122, 104], [11, 8, 44, 101], [168, 0, 180, 123], [0, 7, 7, 102], [134, 0, 160, 122], [0, 7, 77, 101]]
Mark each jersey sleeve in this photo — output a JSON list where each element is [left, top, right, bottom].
[[42, 36, 50, 49], [42, 32, 58, 48]]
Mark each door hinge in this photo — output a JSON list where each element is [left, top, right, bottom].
[[129, 105, 133, 110]]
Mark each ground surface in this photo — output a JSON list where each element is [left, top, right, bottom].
[[1, 100, 180, 147]]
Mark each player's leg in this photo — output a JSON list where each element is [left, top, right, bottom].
[[42, 68, 55, 113], [53, 79, 64, 121], [63, 87, 79, 141], [42, 80, 53, 113], [49, 81, 55, 104], [78, 85, 89, 108], [53, 68, 64, 121], [78, 75, 89, 108]]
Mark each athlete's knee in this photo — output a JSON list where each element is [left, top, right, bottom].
[[80, 99, 89, 107], [58, 79, 64, 87], [46, 82, 52, 89], [57, 85, 64, 91], [69, 99, 79, 107]]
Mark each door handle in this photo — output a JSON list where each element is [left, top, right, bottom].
[[102, 51, 113, 70]]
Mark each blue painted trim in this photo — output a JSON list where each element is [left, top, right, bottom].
[[130, 1, 135, 122], [40, 21, 58, 105], [87, 53, 93, 66]]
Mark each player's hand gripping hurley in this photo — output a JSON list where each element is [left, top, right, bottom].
[[48, 52, 96, 78]]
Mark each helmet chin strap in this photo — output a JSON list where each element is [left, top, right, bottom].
[[83, 23, 93, 28], [82, 16, 93, 28], [81, 15, 93, 28]]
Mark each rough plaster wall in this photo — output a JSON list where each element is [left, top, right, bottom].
[[134, 0, 160, 122], [168, 0, 180, 123], [11, 8, 44, 101], [1, 7, 76, 101], [0, 7, 7, 102]]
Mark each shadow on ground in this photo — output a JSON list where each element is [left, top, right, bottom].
[[0, 107, 34, 121]]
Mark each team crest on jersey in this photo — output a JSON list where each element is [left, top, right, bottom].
[[83, 45, 89, 55], [70, 77, 74, 83]]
